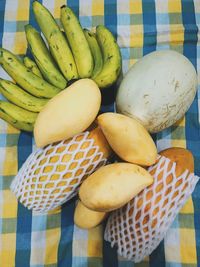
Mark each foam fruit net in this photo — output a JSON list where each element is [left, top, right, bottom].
[[10, 131, 107, 213], [104, 155, 199, 262]]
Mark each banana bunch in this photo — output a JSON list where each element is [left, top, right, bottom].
[[0, 1, 122, 132]]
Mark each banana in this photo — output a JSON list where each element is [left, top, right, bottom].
[[84, 29, 103, 78], [61, 6, 93, 78], [93, 25, 122, 89], [0, 79, 48, 112], [0, 48, 61, 98], [25, 25, 67, 89], [32, 1, 78, 81], [0, 100, 37, 132], [23, 56, 43, 78]]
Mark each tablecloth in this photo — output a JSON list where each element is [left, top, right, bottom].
[[0, 0, 199, 266]]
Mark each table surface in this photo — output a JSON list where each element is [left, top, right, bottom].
[[0, 1, 199, 267]]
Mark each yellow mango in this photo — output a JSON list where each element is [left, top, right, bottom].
[[97, 112, 157, 166], [34, 79, 101, 147], [74, 200, 107, 229], [79, 163, 153, 212]]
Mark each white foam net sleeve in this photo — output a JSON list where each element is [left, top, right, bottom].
[[10, 131, 107, 213], [104, 156, 199, 262]]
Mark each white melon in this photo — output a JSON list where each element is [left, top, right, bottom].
[[116, 50, 197, 133]]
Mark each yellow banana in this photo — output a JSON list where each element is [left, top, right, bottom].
[[60, 6, 93, 78], [25, 25, 67, 89], [23, 56, 43, 78], [0, 100, 37, 132], [32, 1, 78, 81], [84, 29, 103, 78], [93, 25, 122, 89], [0, 79, 48, 112], [0, 48, 61, 98]]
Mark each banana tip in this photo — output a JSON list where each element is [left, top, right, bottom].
[[32, 0, 39, 6], [24, 24, 30, 30]]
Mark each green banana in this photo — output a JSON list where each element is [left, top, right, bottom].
[[0, 48, 61, 98], [0, 79, 48, 112], [84, 29, 103, 78], [25, 25, 67, 89], [32, 1, 78, 80], [23, 56, 43, 78], [61, 6, 93, 78], [0, 100, 37, 132], [93, 25, 122, 88]]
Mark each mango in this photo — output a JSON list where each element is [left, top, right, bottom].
[[34, 79, 101, 147], [97, 113, 157, 166], [74, 200, 107, 229], [79, 163, 153, 212]]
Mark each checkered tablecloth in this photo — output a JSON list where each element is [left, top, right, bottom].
[[0, 0, 199, 266]]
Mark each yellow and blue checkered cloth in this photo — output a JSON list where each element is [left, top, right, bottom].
[[0, 0, 199, 266]]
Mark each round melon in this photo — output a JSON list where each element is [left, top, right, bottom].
[[116, 50, 197, 133]]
